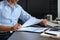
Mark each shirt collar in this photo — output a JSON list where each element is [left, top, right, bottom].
[[4, 0, 18, 8]]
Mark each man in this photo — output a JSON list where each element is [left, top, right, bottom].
[[0, 0, 47, 40]]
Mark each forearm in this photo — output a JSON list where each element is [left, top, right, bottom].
[[0, 24, 22, 31], [0, 25, 12, 31]]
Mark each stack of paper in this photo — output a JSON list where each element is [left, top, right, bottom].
[[17, 27, 47, 33], [17, 17, 47, 33]]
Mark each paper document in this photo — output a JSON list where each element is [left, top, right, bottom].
[[21, 17, 41, 27], [40, 28, 60, 38], [18, 17, 43, 32], [45, 28, 60, 36], [18, 27, 47, 33]]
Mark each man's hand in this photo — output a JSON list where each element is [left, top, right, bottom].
[[40, 19, 47, 26], [12, 24, 22, 31]]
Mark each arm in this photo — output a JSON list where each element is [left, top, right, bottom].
[[19, 7, 42, 23], [0, 25, 12, 31], [0, 24, 21, 31], [19, 7, 47, 26], [19, 7, 44, 25], [19, 8, 32, 23]]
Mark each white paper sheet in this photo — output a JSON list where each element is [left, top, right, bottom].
[[21, 17, 42, 27], [18, 27, 47, 33], [18, 17, 43, 31], [45, 28, 60, 37]]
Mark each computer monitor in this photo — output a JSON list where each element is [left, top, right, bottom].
[[56, 0, 60, 29], [58, 0, 60, 18]]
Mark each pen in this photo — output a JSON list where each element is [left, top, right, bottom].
[[45, 32, 57, 36]]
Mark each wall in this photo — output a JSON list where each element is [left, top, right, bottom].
[[27, 0, 49, 19], [49, 0, 57, 20], [18, 0, 57, 20]]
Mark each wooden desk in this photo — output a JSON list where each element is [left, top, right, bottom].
[[8, 32, 60, 40]]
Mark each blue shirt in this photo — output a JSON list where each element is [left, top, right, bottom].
[[0, 1, 42, 27]]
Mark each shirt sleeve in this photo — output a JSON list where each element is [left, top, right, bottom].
[[19, 7, 43, 24]]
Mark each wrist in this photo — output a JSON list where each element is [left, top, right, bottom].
[[11, 27, 14, 31]]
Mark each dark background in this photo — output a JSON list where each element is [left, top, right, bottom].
[[0, 0, 57, 20], [18, 0, 57, 20]]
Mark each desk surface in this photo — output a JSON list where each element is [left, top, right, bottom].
[[8, 32, 60, 40]]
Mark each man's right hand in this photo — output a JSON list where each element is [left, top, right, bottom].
[[12, 24, 22, 31]]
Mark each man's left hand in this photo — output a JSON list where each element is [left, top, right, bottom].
[[40, 19, 47, 26]]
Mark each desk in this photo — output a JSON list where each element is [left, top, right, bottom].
[[8, 32, 60, 40]]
